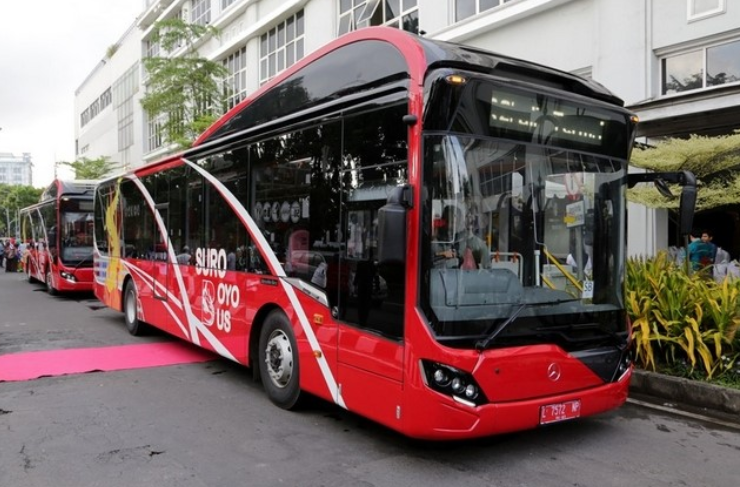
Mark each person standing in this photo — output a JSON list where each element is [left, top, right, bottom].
[[687, 229, 715, 274], [701, 229, 718, 263], [5, 237, 17, 273]]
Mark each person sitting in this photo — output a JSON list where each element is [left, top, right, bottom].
[[433, 205, 491, 269], [176, 246, 192, 265]]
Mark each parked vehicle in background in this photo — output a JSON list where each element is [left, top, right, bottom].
[[20, 179, 97, 294], [91, 28, 695, 440]]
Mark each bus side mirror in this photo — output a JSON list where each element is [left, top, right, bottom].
[[679, 183, 697, 237], [627, 170, 696, 238], [378, 185, 412, 265]]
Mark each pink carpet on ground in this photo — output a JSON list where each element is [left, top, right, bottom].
[[0, 342, 218, 382]]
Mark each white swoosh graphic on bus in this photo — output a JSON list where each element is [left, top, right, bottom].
[[126, 174, 235, 361], [182, 158, 346, 408]]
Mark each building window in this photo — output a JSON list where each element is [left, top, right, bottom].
[[145, 39, 160, 58], [223, 46, 247, 110], [455, 0, 512, 22], [259, 11, 305, 85], [114, 63, 139, 151], [192, 0, 211, 27], [221, 0, 237, 10], [147, 114, 165, 152], [688, 0, 725, 21], [117, 99, 134, 151], [338, 0, 419, 35], [662, 38, 740, 95], [80, 86, 113, 128], [99, 88, 112, 111]]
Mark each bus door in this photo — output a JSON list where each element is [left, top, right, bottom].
[[336, 207, 405, 423]]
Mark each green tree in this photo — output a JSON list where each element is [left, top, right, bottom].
[[629, 131, 740, 212], [58, 156, 119, 180], [141, 18, 228, 150], [0, 183, 43, 236]]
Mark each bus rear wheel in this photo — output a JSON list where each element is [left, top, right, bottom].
[[258, 310, 301, 409], [123, 281, 146, 336], [45, 269, 57, 295]]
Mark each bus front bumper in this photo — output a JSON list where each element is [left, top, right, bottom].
[[402, 370, 631, 440]]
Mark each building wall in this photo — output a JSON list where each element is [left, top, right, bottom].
[[652, 0, 740, 49], [73, 0, 740, 257], [74, 23, 143, 171]]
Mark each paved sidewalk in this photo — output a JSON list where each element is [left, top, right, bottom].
[[630, 369, 740, 426]]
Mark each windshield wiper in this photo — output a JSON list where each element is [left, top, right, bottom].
[[475, 303, 526, 351], [475, 299, 580, 351], [70, 252, 94, 273]]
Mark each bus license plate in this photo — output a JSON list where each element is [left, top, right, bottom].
[[540, 400, 581, 425]]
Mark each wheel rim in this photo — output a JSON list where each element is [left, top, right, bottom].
[[125, 289, 137, 325], [264, 330, 293, 389]]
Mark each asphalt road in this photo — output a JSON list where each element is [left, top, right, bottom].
[[1, 270, 740, 487]]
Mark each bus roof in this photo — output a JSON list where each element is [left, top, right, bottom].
[[194, 27, 623, 148], [40, 179, 97, 202], [111, 27, 626, 181]]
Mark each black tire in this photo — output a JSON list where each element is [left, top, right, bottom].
[[123, 280, 146, 336], [45, 269, 57, 296], [258, 310, 301, 409]]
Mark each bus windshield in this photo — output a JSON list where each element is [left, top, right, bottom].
[[423, 135, 627, 347], [60, 204, 94, 265]]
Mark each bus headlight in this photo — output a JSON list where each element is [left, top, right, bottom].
[[420, 360, 488, 406], [60, 271, 77, 282], [616, 349, 633, 381]]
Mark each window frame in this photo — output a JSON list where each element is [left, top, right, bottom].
[[337, 0, 419, 36], [660, 37, 740, 96], [223, 46, 248, 110], [687, 0, 726, 22], [259, 10, 305, 85], [454, 0, 511, 23], [191, 0, 211, 27]]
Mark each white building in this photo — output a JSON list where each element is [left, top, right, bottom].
[[73, 0, 740, 256], [74, 22, 143, 172], [0, 152, 33, 186]]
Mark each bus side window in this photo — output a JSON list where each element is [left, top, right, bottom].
[[338, 104, 408, 339]]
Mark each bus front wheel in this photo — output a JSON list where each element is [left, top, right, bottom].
[[123, 281, 145, 336], [258, 310, 301, 409], [45, 269, 57, 296]]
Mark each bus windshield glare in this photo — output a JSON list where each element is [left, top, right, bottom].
[[60, 199, 94, 264], [423, 83, 628, 347]]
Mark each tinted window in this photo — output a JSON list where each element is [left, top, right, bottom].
[[166, 166, 189, 260], [251, 123, 341, 281], [202, 40, 409, 143], [339, 105, 408, 338], [121, 180, 153, 259], [94, 183, 116, 256], [191, 151, 254, 272], [39, 203, 57, 257]]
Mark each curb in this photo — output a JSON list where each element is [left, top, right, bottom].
[[629, 369, 740, 420]]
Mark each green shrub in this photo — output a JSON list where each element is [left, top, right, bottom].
[[626, 252, 740, 379]]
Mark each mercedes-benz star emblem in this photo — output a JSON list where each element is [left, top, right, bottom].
[[547, 363, 561, 381]]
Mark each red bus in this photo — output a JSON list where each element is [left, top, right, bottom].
[[20, 179, 97, 294], [93, 27, 695, 439]]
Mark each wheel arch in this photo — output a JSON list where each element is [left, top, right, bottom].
[[120, 273, 135, 311]]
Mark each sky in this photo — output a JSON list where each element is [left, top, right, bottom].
[[0, 0, 144, 188]]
